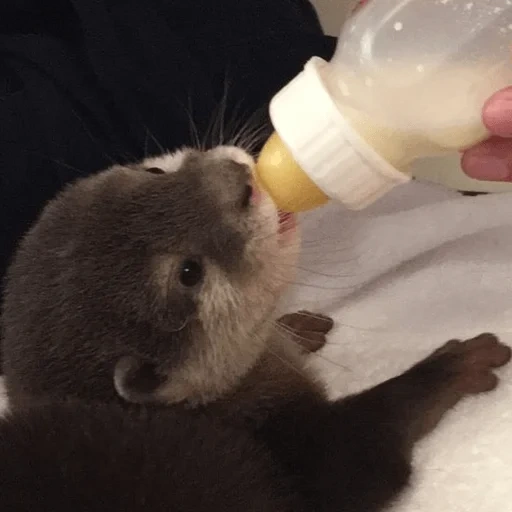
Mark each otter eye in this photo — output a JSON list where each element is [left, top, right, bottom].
[[179, 259, 203, 287], [145, 167, 165, 175]]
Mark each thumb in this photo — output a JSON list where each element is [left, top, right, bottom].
[[483, 87, 512, 138], [461, 136, 512, 181]]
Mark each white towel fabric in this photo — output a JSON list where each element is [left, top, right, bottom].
[[0, 179, 511, 511], [282, 180, 512, 512]]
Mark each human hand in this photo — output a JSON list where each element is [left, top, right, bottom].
[[461, 87, 512, 182]]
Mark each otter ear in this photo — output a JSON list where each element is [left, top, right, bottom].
[[114, 356, 166, 404]]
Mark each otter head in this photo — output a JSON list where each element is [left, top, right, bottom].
[[1, 146, 299, 407]]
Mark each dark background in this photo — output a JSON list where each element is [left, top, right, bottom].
[[0, 0, 336, 298]]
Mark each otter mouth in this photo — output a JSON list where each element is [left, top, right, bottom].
[[278, 210, 296, 236], [251, 179, 296, 239]]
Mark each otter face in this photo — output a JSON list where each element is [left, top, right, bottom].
[[1, 146, 300, 406]]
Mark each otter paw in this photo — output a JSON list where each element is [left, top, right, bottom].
[[428, 333, 511, 394], [277, 310, 334, 353]]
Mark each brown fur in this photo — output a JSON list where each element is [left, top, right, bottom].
[[0, 147, 510, 512], [0, 333, 509, 512], [1, 147, 300, 406]]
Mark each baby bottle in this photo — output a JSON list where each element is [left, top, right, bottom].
[[254, 0, 512, 212]]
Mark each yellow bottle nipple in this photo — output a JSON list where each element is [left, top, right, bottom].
[[254, 132, 329, 213]]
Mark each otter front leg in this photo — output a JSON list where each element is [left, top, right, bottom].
[[276, 310, 333, 353], [353, 333, 512, 448], [308, 333, 511, 512]]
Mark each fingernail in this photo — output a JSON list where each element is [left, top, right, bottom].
[[483, 89, 512, 137], [461, 154, 512, 181]]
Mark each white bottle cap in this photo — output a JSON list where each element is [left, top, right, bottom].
[[269, 57, 411, 210]]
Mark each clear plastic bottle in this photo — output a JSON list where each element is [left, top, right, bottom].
[[255, 0, 512, 212]]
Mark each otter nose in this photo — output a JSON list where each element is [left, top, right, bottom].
[[205, 157, 261, 211], [220, 160, 256, 210], [236, 169, 263, 210], [240, 182, 253, 209]]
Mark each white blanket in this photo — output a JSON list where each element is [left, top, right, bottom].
[[283, 180, 512, 512], [0, 179, 511, 511]]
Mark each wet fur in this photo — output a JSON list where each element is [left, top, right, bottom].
[[0, 147, 510, 511]]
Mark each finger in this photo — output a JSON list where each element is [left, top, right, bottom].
[[483, 87, 512, 138], [461, 136, 512, 181]]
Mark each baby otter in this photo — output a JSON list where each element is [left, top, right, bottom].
[[0, 147, 510, 512], [2, 146, 308, 406]]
